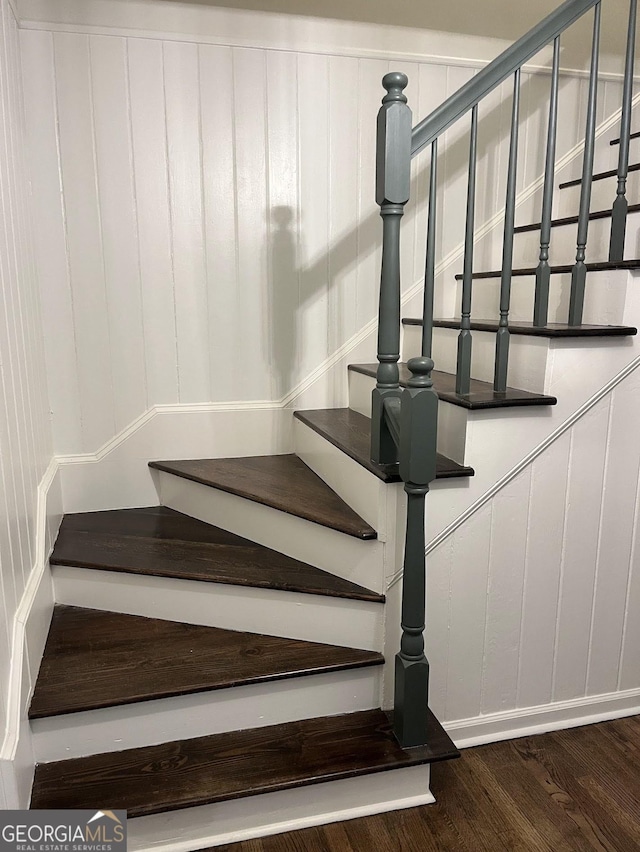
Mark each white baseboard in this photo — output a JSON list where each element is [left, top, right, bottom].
[[446, 687, 640, 749], [0, 459, 60, 807]]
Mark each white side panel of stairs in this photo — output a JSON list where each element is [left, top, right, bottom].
[[128, 764, 433, 852], [156, 471, 386, 593], [52, 566, 383, 651], [32, 667, 382, 762], [293, 418, 385, 534]]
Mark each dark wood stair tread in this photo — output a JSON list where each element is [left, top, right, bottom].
[[31, 708, 459, 817], [513, 203, 640, 234], [294, 408, 473, 482], [559, 161, 640, 188], [453, 259, 640, 280], [404, 318, 638, 338], [611, 130, 640, 145], [29, 606, 383, 719], [149, 455, 377, 540], [51, 507, 383, 603], [348, 364, 556, 410]]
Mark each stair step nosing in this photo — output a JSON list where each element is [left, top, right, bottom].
[[513, 203, 640, 234], [347, 366, 556, 409], [30, 653, 384, 720], [150, 459, 377, 540], [49, 554, 385, 603], [559, 161, 640, 188]]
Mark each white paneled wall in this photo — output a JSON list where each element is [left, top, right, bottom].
[[425, 366, 640, 729], [0, 0, 52, 737], [19, 6, 623, 455]]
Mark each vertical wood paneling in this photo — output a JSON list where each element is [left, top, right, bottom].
[[517, 432, 571, 708], [265, 50, 299, 399], [53, 32, 114, 452], [481, 469, 531, 714], [163, 40, 210, 403], [90, 35, 146, 430], [199, 44, 239, 403], [587, 376, 640, 695], [0, 0, 53, 736], [553, 400, 610, 702], [426, 536, 454, 720], [127, 38, 178, 407], [446, 503, 492, 720], [327, 55, 359, 355], [355, 58, 387, 330], [231, 47, 271, 400], [297, 52, 329, 385]]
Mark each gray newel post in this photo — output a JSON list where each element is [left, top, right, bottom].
[[372, 72, 412, 465], [394, 356, 438, 748]]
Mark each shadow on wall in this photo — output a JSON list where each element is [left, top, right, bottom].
[[263, 69, 559, 400]]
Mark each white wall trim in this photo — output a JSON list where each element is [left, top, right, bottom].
[[0, 458, 59, 807], [447, 686, 640, 749], [56, 402, 279, 466], [15, 0, 636, 82]]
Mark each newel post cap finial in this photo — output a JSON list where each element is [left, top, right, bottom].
[[382, 72, 409, 104], [407, 356, 434, 388]]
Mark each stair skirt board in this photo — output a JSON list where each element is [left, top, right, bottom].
[[31, 667, 382, 762], [155, 471, 385, 594], [51, 565, 383, 651], [123, 764, 433, 852]]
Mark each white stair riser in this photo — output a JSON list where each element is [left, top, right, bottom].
[[509, 210, 640, 271], [347, 369, 468, 464], [52, 565, 383, 651], [466, 268, 630, 325], [127, 764, 433, 852], [403, 323, 550, 392], [553, 170, 640, 220], [32, 667, 382, 762], [293, 418, 385, 534], [157, 471, 385, 594]]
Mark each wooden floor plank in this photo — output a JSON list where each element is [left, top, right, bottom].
[[149, 456, 377, 539], [214, 716, 640, 852], [29, 606, 384, 719], [51, 507, 383, 603]]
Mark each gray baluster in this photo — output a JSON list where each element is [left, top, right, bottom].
[[422, 139, 438, 358], [495, 70, 521, 393], [609, 0, 637, 262], [394, 355, 438, 748], [534, 37, 560, 328], [456, 106, 479, 396], [569, 2, 601, 325], [372, 72, 412, 465]]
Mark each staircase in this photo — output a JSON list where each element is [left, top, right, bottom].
[[23, 0, 640, 847]]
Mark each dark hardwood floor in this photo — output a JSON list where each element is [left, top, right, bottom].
[[214, 715, 640, 852]]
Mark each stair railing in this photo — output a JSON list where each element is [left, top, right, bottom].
[[373, 0, 636, 748]]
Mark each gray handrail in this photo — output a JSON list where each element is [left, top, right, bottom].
[[411, 0, 599, 157]]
